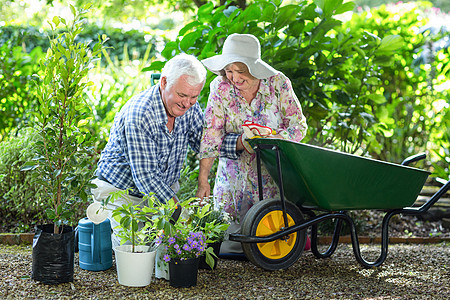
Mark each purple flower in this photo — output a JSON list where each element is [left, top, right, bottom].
[[168, 237, 176, 245], [163, 254, 170, 262]]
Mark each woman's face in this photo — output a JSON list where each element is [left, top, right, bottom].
[[224, 62, 260, 93]]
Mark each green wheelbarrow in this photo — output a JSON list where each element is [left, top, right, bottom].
[[229, 139, 450, 269]]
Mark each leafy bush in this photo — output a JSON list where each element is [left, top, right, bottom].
[[341, 3, 450, 164], [0, 128, 47, 232], [0, 30, 44, 141], [0, 23, 159, 63]]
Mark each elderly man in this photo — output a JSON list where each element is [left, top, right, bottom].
[[91, 53, 206, 247]]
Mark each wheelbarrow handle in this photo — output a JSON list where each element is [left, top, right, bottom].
[[401, 153, 426, 166]]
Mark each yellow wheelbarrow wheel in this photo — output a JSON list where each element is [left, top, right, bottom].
[[255, 210, 297, 259], [242, 199, 306, 270]]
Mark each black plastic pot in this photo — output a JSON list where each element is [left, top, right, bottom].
[[32, 224, 75, 284], [199, 242, 221, 270], [169, 257, 200, 288]]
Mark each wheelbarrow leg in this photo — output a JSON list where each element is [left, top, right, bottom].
[[306, 210, 391, 268], [310, 214, 344, 259], [348, 209, 407, 268]]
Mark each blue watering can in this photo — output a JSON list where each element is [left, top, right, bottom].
[[78, 203, 112, 271]]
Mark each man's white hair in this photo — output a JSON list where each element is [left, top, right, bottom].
[[161, 53, 207, 90]]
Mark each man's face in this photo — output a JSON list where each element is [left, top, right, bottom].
[[160, 75, 203, 118]]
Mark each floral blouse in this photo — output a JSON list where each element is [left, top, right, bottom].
[[199, 72, 307, 222]]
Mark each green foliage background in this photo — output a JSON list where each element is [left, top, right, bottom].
[[145, 0, 449, 163]]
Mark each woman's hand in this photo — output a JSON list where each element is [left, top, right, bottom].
[[196, 157, 215, 200], [195, 181, 211, 200]]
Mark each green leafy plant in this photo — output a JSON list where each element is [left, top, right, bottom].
[[104, 190, 168, 253], [340, 2, 450, 163], [0, 128, 47, 231], [0, 32, 43, 141], [21, 4, 109, 234], [152, 197, 220, 268], [191, 196, 230, 243]]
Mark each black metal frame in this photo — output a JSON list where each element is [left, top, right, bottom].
[[229, 143, 450, 268]]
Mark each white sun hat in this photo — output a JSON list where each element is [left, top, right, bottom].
[[201, 33, 278, 79]]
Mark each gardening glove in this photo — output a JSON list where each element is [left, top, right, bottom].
[[169, 204, 182, 225], [241, 121, 276, 154]]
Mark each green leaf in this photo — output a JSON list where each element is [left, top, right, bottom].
[[57, 204, 63, 215], [373, 55, 394, 66], [180, 30, 203, 52], [70, 4, 76, 16], [345, 77, 361, 94], [198, 2, 214, 21], [131, 219, 139, 232], [179, 21, 201, 36], [20, 161, 39, 171], [53, 169, 61, 178], [121, 216, 131, 229], [260, 3, 276, 22], [366, 77, 380, 85], [52, 16, 60, 26], [367, 93, 386, 104], [335, 1, 355, 15], [46, 208, 56, 219], [77, 118, 89, 127], [142, 61, 166, 72], [161, 41, 179, 59], [205, 246, 216, 269], [377, 35, 403, 52], [239, 4, 261, 21], [316, 0, 343, 17], [333, 90, 351, 105], [274, 5, 301, 30]]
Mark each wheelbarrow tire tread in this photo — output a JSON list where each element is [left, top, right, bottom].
[[241, 199, 306, 271]]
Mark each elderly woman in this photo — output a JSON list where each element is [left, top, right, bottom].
[[195, 33, 308, 254]]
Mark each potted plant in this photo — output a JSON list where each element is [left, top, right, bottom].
[[156, 197, 224, 287], [153, 198, 185, 280], [104, 190, 163, 287], [157, 219, 206, 288], [191, 196, 230, 270], [20, 4, 108, 284]]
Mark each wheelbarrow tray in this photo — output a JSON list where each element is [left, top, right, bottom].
[[249, 139, 430, 211]]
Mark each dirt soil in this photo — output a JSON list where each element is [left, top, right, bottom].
[[1, 243, 449, 299]]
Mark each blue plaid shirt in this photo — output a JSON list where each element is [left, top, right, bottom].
[[97, 84, 204, 203]]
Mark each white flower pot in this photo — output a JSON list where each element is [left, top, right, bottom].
[[114, 245, 156, 287], [154, 247, 170, 280]]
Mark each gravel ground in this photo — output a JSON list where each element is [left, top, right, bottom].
[[1, 243, 449, 299]]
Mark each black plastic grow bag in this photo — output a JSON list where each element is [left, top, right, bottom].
[[32, 224, 75, 284]]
